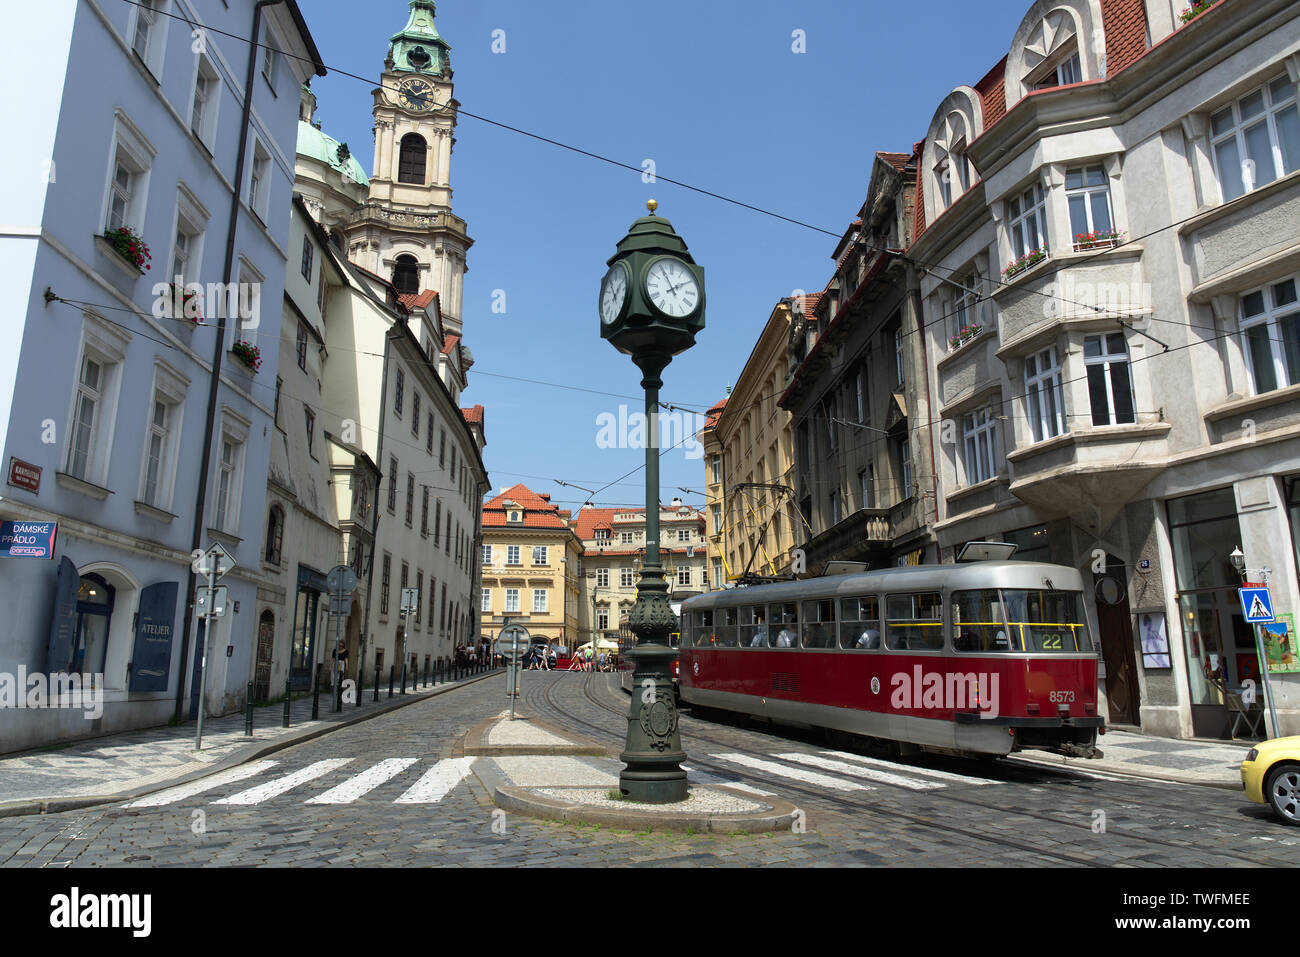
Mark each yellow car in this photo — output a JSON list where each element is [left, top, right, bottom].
[[1241, 736, 1300, 826]]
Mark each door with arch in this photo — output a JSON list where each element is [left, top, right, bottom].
[[1094, 555, 1139, 726], [254, 610, 275, 703]]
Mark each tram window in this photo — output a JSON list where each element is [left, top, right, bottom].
[[1002, 590, 1092, 652], [715, 606, 739, 647], [839, 596, 881, 650], [800, 599, 836, 648], [951, 590, 1011, 652], [769, 603, 799, 648], [885, 592, 944, 651], [739, 605, 768, 648], [692, 610, 713, 649]]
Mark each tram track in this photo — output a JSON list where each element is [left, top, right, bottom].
[[531, 671, 1268, 867]]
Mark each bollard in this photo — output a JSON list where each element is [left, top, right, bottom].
[[335, 674, 343, 713], [245, 682, 254, 737], [283, 678, 291, 728], [423, 659, 429, 688], [311, 670, 320, 720], [388, 665, 394, 698], [400, 661, 407, 695], [374, 664, 380, 702]]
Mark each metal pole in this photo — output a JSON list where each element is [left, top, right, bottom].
[[332, 585, 343, 713], [401, 606, 409, 694], [244, 681, 253, 736], [195, 561, 215, 751], [1253, 624, 1282, 739], [283, 677, 291, 727], [373, 663, 380, 702]]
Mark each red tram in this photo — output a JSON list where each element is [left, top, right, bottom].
[[677, 558, 1103, 759]]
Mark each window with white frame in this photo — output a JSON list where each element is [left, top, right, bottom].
[[1240, 277, 1300, 395], [620, 567, 634, 587], [948, 272, 986, 347], [65, 319, 127, 487], [962, 407, 999, 485], [860, 467, 874, 509], [102, 113, 157, 243], [1025, 347, 1066, 441], [1032, 50, 1081, 91], [131, 0, 167, 74], [677, 528, 690, 542], [894, 327, 905, 384], [212, 425, 246, 533], [829, 489, 841, 525], [710, 454, 721, 485], [712, 559, 723, 588], [533, 589, 548, 613], [1066, 166, 1115, 249], [620, 531, 633, 545], [1084, 334, 1136, 425], [169, 216, 201, 288], [190, 55, 219, 148], [481, 544, 492, 564], [597, 609, 609, 630], [506, 545, 520, 565], [676, 565, 691, 587], [532, 545, 548, 565], [504, 589, 520, 613], [597, 567, 609, 588], [248, 141, 271, 221], [481, 589, 491, 613], [261, 23, 280, 90], [1007, 183, 1049, 260], [711, 504, 722, 534], [140, 379, 182, 509], [1211, 76, 1300, 204], [899, 439, 913, 500]]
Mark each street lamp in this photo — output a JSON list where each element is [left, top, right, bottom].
[[598, 199, 705, 803], [1229, 546, 1246, 579]]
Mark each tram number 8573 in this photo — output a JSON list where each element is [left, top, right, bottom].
[[1049, 690, 1076, 703]]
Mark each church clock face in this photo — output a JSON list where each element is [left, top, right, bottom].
[[399, 79, 435, 113]]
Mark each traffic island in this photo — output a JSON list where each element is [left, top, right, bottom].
[[463, 713, 801, 833], [493, 782, 801, 834]]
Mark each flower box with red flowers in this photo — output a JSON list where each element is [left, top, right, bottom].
[[1002, 248, 1048, 280], [948, 323, 984, 352], [1178, 0, 1219, 25], [231, 340, 262, 372], [1073, 228, 1125, 251], [167, 282, 203, 323], [102, 226, 152, 273]]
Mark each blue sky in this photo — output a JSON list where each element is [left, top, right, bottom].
[[302, 0, 1032, 513]]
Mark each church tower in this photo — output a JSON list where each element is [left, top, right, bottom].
[[346, 0, 472, 337]]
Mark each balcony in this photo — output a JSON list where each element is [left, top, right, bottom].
[[1005, 421, 1171, 531], [797, 508, 892, 571]]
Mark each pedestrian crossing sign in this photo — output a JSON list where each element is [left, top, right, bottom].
[[1240, 586, 1275, 624]]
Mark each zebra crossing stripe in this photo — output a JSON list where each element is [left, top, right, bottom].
[[214, 759, 353, 805], [714, 753, 870, 792], [123, 761, 280, 808], [682, 765, 777, 797], [778, 752, 941, 791], [305, 758, 419, 805], [817, 750, 1001, 786], [393, 757, 476, 804]]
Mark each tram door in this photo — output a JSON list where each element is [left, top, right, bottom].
[[1094, 556, 1139, 726]]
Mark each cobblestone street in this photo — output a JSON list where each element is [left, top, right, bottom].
[[0, 673, 1293, 868]]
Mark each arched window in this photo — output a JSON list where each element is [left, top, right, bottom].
[[265, 504, 284, 565], [392, 255, 420, 295], [398, 133, 427, 185], [1005, 0, 1105, 105], [923, 88, 984, 224], [72, 574, 115, 673]]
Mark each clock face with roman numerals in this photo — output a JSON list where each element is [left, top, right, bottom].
[[399, 79, 435, 113], [644, 257, 699, 318]]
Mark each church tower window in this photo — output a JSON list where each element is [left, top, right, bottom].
[[398, 133, 427, 185], [393, 254, 420, 295]]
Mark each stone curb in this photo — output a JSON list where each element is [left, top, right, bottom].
[[1004, 752, 1242, 791], [493, 783, 800, 834], [0, 669, 501, 820], [456, 712, 609, 757]]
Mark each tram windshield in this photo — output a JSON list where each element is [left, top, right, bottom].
[[952, 589, 1092, 653]]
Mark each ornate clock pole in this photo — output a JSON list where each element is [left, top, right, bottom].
[[599, 200, 705, 803]]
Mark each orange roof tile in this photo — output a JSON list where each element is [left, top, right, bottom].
[[398, 289, 438, 311], [482, 483, 572, 530]]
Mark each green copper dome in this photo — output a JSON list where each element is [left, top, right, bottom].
[[388, 0, 451, 76], [297, 121, 370, 186]]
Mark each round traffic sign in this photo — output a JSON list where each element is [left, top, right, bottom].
[[496, 625, 531, 658], [327, 565, 357, 596]]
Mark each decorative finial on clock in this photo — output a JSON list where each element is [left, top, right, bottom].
[[646, 199, 658, 215]]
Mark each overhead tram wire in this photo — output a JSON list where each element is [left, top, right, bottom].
[[104, 1, 1284, 503]]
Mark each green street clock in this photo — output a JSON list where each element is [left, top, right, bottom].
[[599, 200, 706, 360]]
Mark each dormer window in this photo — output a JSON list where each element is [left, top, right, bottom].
[[510, 510, 521, 523], [1032, 50, 1082, 91]]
